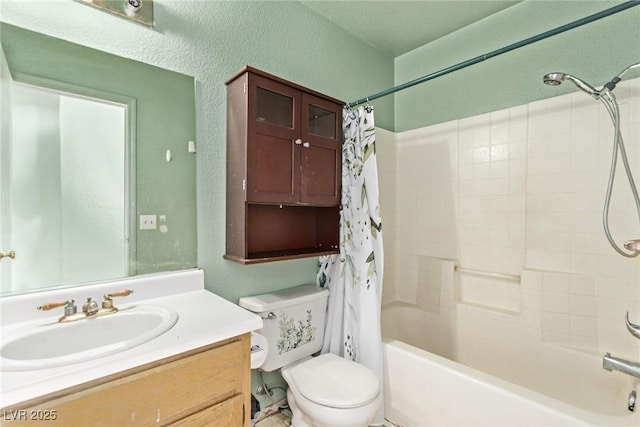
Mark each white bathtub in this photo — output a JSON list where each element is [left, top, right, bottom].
[[382, 303, 640, 426]]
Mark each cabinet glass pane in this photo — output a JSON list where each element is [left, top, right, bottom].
[[308, 105, 336, 139], [257, 87, 293, 128]]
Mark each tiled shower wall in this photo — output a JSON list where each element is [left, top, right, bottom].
[[378, 77, 640, 360]]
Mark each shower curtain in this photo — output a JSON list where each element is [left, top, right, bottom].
[[317, 105, 384, 425]]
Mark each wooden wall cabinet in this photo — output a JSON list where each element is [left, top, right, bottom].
[[2, 335, 251, 427], [225, 66, 343, 264]]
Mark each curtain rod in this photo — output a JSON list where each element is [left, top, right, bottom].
[[347, 0, 640, 108]]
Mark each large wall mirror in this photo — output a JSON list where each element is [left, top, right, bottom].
[[0, 23, 197, 295]]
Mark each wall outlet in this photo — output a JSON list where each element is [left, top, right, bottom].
[[140, 214, 157, 230]]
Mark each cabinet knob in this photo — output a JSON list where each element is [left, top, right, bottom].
[[303, 142, 310, 148], [0, 250, 16, 260], [294, 138, 303, 145]]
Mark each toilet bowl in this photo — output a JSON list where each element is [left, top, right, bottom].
[[239, 284, 381, 427], [282, 353, 381, 427]]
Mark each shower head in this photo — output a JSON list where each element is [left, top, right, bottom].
[[542, 72, 565, 86], [544, 62, 640, 97], [542, 72, 599, 97]]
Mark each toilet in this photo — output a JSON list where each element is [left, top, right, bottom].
[[239, 284, 381, 427]]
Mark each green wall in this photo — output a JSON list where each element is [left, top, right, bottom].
[[394, 0, 640, 131], [5, 0, 636, 302], [0, 0, 394, 302]]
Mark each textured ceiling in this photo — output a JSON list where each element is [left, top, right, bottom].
[[300, 0, 522, 57]]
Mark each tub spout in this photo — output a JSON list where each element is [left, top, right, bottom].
[[603, 352, 640, 379]]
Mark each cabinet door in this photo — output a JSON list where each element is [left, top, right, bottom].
[[247, 75, 301, 203], [300, 93, 342, 206], [168, 394, 245, 427]]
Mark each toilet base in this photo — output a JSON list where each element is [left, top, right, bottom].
[[287, 389, 313, 427]]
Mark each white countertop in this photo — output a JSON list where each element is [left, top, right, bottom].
[[0, 269, 262, 407]]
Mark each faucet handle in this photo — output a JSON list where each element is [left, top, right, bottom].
[[38, 299, 75, 312], [38, 300, 78, 318], [102, 289, 134, 309], [107, 289, 134, 298]]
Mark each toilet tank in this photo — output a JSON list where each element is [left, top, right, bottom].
[[239, 284, 329, 372]]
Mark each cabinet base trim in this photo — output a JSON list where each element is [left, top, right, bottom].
[[224, 249, 339, 264]]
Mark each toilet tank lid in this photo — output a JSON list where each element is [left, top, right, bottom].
[[238, 284, 329, 312]]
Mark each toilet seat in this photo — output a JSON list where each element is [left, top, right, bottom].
[[283, 353, 380, 409]]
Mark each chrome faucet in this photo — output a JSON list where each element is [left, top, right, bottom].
[[603, 353, 640, 379], [602, 312, 640, 411], [83, 297, 100, 316], [38, 289, 134, 323]]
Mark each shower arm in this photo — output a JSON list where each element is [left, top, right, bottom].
[[566, 62, 640, 100], [604, 62, 640, 91]]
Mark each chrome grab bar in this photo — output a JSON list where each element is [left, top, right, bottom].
[[454, 265, 520, 282], [626, 312, 640, 340]]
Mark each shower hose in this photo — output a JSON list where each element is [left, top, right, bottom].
[[597, 89, 640, 257]]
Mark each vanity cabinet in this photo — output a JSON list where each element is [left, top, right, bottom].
[[2, 334, 251, 427], [225, 66, 343, 264]]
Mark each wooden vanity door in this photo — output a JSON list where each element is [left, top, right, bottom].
[[167, 394, 244, 426]]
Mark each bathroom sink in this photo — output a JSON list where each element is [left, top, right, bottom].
[[0, 305, 178, 371]]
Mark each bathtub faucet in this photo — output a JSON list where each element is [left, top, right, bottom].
[[603, 352, 640, 379]]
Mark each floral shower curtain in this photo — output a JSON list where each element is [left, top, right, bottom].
[[317, 105, 384, 425]]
